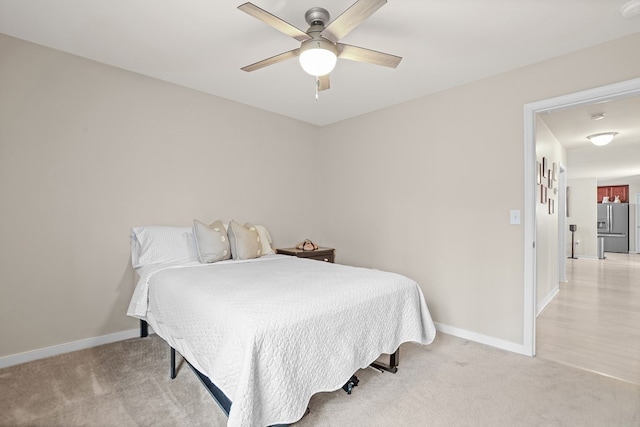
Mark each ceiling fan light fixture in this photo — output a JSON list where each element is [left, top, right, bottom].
[[298, 39, 338, 76], [621, 0, 640, 18], [587, 132, 618, 146]]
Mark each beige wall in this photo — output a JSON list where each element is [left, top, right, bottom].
[[0, 34, 318, 358], [567, 178, 599, 257], [316, 84, 527, 344], [2, 30, 640, 360], [535, 118, 567, 310]]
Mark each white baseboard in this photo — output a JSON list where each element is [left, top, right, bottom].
[[0, 328, 153, 369], [536, 286, 560, 317], [434, 322, 530, 356]]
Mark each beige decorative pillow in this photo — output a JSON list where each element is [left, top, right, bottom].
[[193, 219, 231, 263], [228, 220, 262, 260]]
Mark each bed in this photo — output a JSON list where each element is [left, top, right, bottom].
[[127, 223, 436, 427]]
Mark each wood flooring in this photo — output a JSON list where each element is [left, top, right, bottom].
[[536, 252, 640, 385]]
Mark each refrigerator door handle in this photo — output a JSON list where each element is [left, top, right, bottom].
[[607, 205, 612, 233]]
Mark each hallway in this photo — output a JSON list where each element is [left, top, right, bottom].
[[536, 253, 640, 385]]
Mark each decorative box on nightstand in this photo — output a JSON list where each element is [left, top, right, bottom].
[[276, 247, 335, 263]]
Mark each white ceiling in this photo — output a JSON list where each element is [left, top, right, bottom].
[[1, 0, 639, 127]]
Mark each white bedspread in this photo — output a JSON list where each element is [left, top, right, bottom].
[[127, 255, 436, 427]]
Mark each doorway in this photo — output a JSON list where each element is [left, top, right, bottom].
[[523, 77, 640, 356]]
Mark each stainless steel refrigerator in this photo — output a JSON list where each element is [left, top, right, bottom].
[[597, 203, 629, 253]]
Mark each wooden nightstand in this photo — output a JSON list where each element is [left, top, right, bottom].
[[277, 247, 335, 263]]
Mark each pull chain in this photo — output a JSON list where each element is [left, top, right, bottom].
[[315, 76, 319, 101]]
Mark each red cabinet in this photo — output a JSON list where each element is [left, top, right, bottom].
[[597, 185, 629, 203]]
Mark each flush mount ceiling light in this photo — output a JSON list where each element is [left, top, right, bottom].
[[587, 132, 618, 146], [590, 113, 606, 121], [621, 0, 640, 18]]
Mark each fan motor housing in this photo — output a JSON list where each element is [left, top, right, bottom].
[[305, 7, 330, 26]]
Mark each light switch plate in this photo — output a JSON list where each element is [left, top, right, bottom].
[[510, 209, 521, 225]]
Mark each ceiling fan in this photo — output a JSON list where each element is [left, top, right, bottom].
[[238, 0, 402, 97]]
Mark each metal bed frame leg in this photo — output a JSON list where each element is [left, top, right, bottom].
[[170, 346, 235, 418], [170, 347, 177, 379], [140, 319, 148, 337], [370, 348, 399, 374]]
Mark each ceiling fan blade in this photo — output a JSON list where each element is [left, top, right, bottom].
[[318, 74, 330, 91], [238, 3, 311, 42], [321, 0, 387, 43], [241, 49, 300, 72], [337, 43, 401, 68]]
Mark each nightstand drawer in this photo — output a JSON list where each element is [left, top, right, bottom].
[[277, 247, 335, 263]]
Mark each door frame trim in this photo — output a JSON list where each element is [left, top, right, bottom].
[[636, 193, 640, 254], [523, 77, 640, 356], [557, 163, 567, 283]]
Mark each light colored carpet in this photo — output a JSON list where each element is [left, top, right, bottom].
[[1, 333, 638, 426]]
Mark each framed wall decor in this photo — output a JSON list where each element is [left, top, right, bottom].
[[542, 157, 548, 177], [547, 172, 552, 189], [552, 162, 558, 181], [536, 161, 542, 185], [548, 198, 554, 215], [540, 185, 543, 203]]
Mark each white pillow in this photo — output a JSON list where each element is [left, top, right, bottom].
[[227, 220, 262, 260], [254, 224, 274, 255], [131, 226, 198, 268], [193, 219, 231, 263]]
